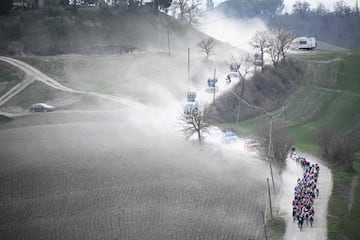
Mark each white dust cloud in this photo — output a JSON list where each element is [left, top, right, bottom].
[[198, 12, 268, 53]]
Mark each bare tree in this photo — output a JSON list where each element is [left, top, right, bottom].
[[185, 0, 202, 25], [266, 35, 281, 68], [171, 0, 189, 22], [316, 128, 336, 159], [260, 119, 293, 173], [317, 128, 359, 172], [312, 2, 329, 16], [292, 0, 311, 15], [181, 108, 208, 143], [228, 54, 252, 123], [198, 38, 216, 61], [228, 54, 252, 96], [171, 0, 202, 24], [333, 0, 352, 16], [266, 25, 296, 68], [250, 31, 269, 72]]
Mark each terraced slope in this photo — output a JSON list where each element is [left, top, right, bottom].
[[286, 51, 360, 149], [236, 51, 360, 150]]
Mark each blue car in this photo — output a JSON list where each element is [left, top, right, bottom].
[[222, 131, 238, 143]]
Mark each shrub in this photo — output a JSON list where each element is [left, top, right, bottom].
[[317, 129, 359, 172], [260, 119, 294, 172], [203, 58, 307, 123]]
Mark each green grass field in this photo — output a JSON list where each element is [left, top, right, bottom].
[[0, 62, 23, 96], [218, 50, 360, 239], [237, 51, 360, 239], [327, 155, 360, 240]]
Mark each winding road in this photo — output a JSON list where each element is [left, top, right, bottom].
[[0, 56, 146, 108], [279, 153, 333, 240]]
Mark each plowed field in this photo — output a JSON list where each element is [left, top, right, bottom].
[[0, 109, 271, 240]]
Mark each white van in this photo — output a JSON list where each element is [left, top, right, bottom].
[[292, 37, 317, 50]]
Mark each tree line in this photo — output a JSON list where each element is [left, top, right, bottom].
[[216, 0, 360, 49], [0, 0, 205, 26], [278, 0, 360, 49]]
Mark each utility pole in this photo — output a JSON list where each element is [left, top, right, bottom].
[[188, 48, 190, 83], [283, 103, 286, 125], [268, 117, 275, 191], [167, 25, 171, 56], [261, 210, 268, 240], [236, 102, 241, 124], [157, 0, 161, 51], [213, 67, 216, 104], [267, 178, 273, 220]]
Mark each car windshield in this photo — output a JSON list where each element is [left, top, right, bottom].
[[224, 132, 235, 137], [42, 104, 53, 107]]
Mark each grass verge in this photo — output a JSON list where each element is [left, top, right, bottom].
[[231, 51, 360, 239], [327, 155, 360, 240], [266, 217, 286, 240]]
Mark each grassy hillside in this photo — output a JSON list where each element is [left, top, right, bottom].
[[0, 7, 222, 56], [234, 50, 360, 239], [288, 52, 360, 148], [234, 51, 360, 145], [0, 62, 23, 96]]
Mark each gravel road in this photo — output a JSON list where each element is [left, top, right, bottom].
[[279, 153, 333, 240], [0, 56, 145, 108]]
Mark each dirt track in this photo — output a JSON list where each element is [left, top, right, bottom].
[[0, 56, 145, 108], [279, 154, 332, 240]]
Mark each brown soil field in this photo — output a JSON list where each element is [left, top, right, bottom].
[[0, 109, 271, 240]]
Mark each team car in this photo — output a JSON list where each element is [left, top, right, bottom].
[[183, 91, 200, 118], [221, 130, 238, 144], [206, 77, 219, 92], [244, 138, 260, 150]]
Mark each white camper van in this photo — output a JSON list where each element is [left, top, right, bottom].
[[292, 37, 317, 50]]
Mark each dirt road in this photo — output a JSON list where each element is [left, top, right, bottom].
[[278, 153, 333, 240], [0, 56, 145, 108]]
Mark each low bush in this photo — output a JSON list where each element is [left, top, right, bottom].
[[317, 128, 359, 172]]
